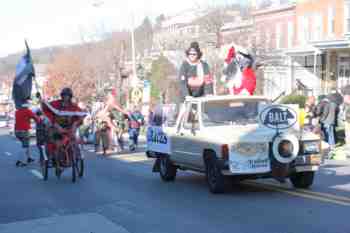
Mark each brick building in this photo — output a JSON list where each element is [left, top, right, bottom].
[[251, 4, 297, 98], [286, 0, 350, 95], [220, 18, 254, 47]]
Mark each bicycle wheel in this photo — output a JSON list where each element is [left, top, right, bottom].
[[71, 158, 77, 183], [41, 159, 49, 181], [55, 151, 62, 179], [69, 146, 77, 183], [39, 146, 49, 181]]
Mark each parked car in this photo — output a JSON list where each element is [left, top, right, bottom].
[[146, 95, 322, 193]]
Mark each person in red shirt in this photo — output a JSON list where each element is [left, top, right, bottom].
[[41, 88, 87, 173], [14, 102, 40, 167]]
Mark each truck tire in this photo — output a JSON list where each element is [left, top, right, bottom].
[[205, 155, 225, 194], [159, 155, 177, 182], [290, 171, 314, 189]]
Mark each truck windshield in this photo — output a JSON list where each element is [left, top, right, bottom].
[[202, 100, 267, 126]]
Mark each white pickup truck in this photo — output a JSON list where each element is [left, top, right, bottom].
[[146, 95, 322, 193]]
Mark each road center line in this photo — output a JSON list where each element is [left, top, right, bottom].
[[243, 181, 350, 207], [30, 169, 44, 180], [262, 180, 350, 203]]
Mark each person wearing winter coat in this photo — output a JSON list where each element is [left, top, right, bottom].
[[304, 96, 317, 132], [315, 96, 337, 150], [178, 42, 214, 101], [342, 85, 350, 158]]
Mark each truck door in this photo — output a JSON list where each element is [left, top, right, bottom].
[[172, 103, 202, 168]]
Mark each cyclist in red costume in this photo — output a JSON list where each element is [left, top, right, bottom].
[[42, 87, 87, 173]]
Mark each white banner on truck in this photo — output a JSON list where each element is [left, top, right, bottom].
[[229, 143, 271, 174], [146, 126, 171, 154]]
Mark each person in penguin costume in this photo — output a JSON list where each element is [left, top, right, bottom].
[[221, 43, 256, 96]]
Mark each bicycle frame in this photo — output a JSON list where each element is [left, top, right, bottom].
[[56, 132, 77, 168]]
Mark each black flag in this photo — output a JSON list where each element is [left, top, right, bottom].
[[12, 40, 35, 109]]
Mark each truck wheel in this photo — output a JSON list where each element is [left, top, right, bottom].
[[159, 155, 177, 182], [205, 156, 225, 194], [290, 171, 314, 189]]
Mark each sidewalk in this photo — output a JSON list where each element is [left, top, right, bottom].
[[0, 213, 129, 233], [330, 145, 350, 161]]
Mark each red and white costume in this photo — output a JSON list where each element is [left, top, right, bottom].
[[222, 44, 256, 96], [42, 100, 86, 128], [42, 100, 87, 155]]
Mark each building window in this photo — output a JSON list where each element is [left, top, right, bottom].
[[345, 2, 350, 33], [265, 30, 270, 50], [305, 16, 310, 42], [298, 16, 308, 44], [256, 30, 261, 47], [287, 21, 293, 48], [298, 16, 303, 43], [328, 7, 335, 36], [280, 23, 285, 49], [276, 23, 281, 49], [314, 13, 322, 41]]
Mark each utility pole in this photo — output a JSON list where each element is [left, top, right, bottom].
[[131, 12, 138, 89], [119, 40, 128, 107]]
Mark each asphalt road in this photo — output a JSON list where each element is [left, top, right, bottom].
[[0, 128, 350, 233]]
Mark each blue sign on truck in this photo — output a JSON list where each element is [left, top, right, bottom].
[[259, 105, 297, 130]]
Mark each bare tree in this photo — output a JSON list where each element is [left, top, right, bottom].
[[194, 3, 241, 48], [135, 17, 153, 56], [44, 35, 128, 103]]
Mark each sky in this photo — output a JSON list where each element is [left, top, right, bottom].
[[0, 0, 238, 58]]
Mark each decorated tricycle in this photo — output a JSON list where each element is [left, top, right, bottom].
[[38, 88, 88, 183]]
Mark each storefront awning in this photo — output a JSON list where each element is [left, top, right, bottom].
[[311, 39, 350, 50], [284, 46, 321, 57]]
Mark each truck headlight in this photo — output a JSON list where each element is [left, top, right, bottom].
[[303, 141, 320, 154]]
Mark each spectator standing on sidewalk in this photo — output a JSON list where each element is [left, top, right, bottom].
[[329, 91, 344, 144], [315, 95, 328, 139], [341, 85, 350, 157], [14, 102, 40, 167], [304, 96, 317, 132], [317, 95, 337, 155]]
